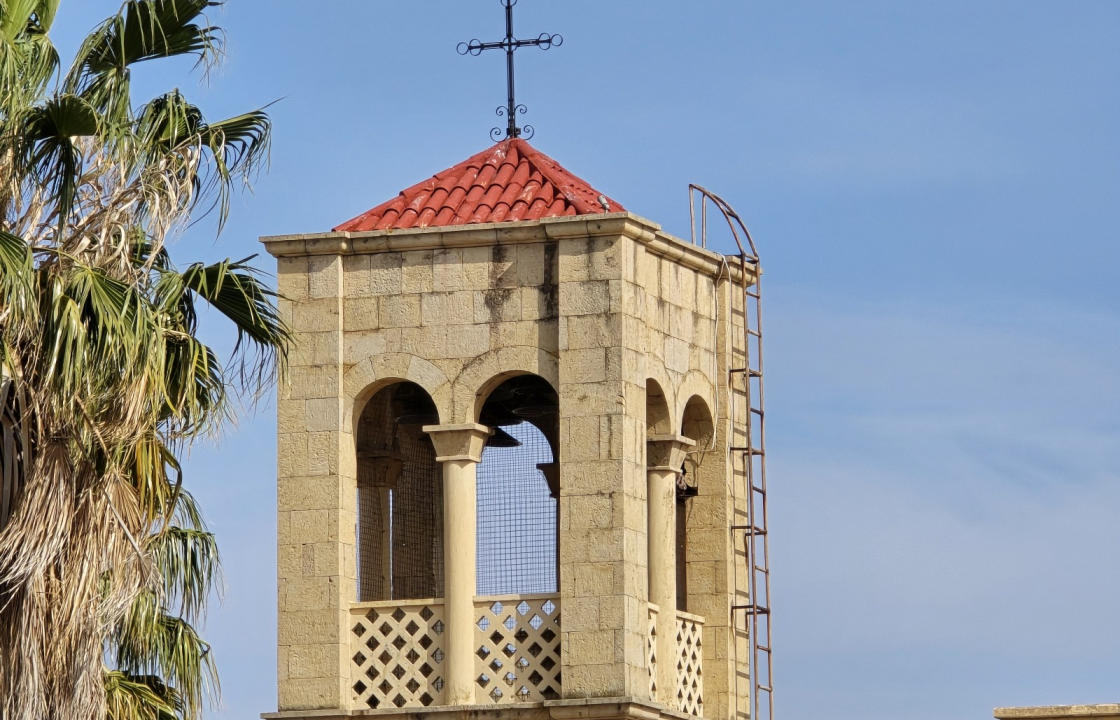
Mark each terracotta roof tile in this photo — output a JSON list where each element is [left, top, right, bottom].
[[333, 139, 625, 232]]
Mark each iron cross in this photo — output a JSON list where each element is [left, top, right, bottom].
[[458, 0, 562, 141]]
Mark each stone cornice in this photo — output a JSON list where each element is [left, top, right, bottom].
[[261, 213, 755, 284], [995, 707, 1120, 720]]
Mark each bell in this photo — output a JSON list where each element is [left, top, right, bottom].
[[485, 426, 521, 448]]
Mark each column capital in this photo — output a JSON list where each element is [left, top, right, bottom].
[[422, 423, 492, 463], [357, 450, 403, 489], [647, 434, 696, 471]]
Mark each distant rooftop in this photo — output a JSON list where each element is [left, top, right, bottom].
[[333, 138, 625, 232]]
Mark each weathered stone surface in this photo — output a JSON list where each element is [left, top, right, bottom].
[[995, 708, 1120, 720], [266, 214, 745, 715]]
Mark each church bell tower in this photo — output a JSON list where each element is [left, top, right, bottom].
[[261, 134, 771, 720]]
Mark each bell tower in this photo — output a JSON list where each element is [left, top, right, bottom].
[[262, 138, 766, 720]]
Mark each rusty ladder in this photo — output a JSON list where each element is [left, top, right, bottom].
[[690, 186, 773, 720]]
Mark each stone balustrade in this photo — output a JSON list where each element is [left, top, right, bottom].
[[350, 598, 447, 709], [473, 594, 561, 703], [349, 594, 561, 710], [647, 602, 705, 717]]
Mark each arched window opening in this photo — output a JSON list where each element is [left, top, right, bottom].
[[679, 395, 715, 612], [476, 375, 559, 596], [355, 382, 442, 601], [646, 379, 680, 608]]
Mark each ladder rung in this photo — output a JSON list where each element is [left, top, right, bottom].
[[730, 446, 764, 456], [758, 684, 773, 693], [752, 484, 766, 494], [747, 329, 761, 337], [729, 367, 763, 378], [746, 290, 760, 299], [758, 644, 771, 652], [731, 525, 767, 535], [750, 407, 764, 416], [754, 566, 769, 574], [732, 603, 770, 614]]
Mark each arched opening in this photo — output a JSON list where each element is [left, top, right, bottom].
[[475, 374, 559, 595], [355, 381, 442, 601], [645, 378, 677, 614], [678, 395, 715, 612]]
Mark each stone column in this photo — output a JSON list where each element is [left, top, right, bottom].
[[423, 423, 492, 706], [647, 434, 695, 705]]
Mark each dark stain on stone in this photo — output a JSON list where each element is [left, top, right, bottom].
[[541, 242, 558, 319], [483, 288, 514, 322], [490, 244, 515, 287]]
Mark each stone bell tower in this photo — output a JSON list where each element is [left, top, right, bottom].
[[262, 138, 763, 720]]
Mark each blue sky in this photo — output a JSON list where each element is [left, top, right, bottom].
[[51, 2, 1120, 719]]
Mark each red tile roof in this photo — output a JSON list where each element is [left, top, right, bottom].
[[333, 138, 625, 232]]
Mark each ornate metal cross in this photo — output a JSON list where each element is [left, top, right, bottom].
[[458, 0, 562, 141]]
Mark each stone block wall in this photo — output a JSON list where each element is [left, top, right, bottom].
[[265, 213, 756, 717]]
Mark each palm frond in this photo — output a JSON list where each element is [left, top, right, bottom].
[[133, 93, 272, 233], [104, 669, 180, 720], [114, 590, 219, 720], [195, 108, 271, 230], [15, 93, 99, 228], [65, 0, 221, 119], [0, 0, 57, 41], [179, 256, 289, 391], [0, 3, 58, 114], [129, 431, 181, 524], [148, 524, 219, 623], [0, 230, 35, 325], [40, 261, 148, 399]]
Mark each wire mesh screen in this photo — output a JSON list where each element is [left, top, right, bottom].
[[392, 423, 443, 599], [676, 498, 689, 611], [357, 480, 389, 601], [476, 421, 557, 595], [356, 385, 443, 601]]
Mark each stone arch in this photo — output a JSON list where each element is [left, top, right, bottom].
[[675, 370, 716, 447], [679, 394, 716, 452], [353, 380, 443, 602], [474, 372, 560, 595], [345, 353, 451, 433], [675, 393, 716, 614], [449, 345, 559, 425], [645, 378, 673, 436]]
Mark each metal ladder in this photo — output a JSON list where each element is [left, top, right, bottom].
[[690, 186, 773, 720]]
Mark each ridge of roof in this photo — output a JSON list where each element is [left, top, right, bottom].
[[333, 138, 625, 232]]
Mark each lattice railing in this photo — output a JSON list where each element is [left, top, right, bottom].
[[647, 603, 659, 698], [350, 599, 446, 709], [474, 594, 561, 703], [675, 610, 704, 717], [648, 603, 704, 717]]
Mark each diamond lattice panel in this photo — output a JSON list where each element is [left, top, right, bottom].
[[473, 595, 561, 703], [350, 600, 446, 709], [675, 612, 704, 717]]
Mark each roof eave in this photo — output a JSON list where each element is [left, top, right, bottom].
[[261, 212, 753, 284]]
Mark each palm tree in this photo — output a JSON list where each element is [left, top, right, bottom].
[[0, 2, 287, 719]]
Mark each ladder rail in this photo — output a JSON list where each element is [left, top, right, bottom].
[[742, 271, 773, 720], [689, 185, 773, 720]]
